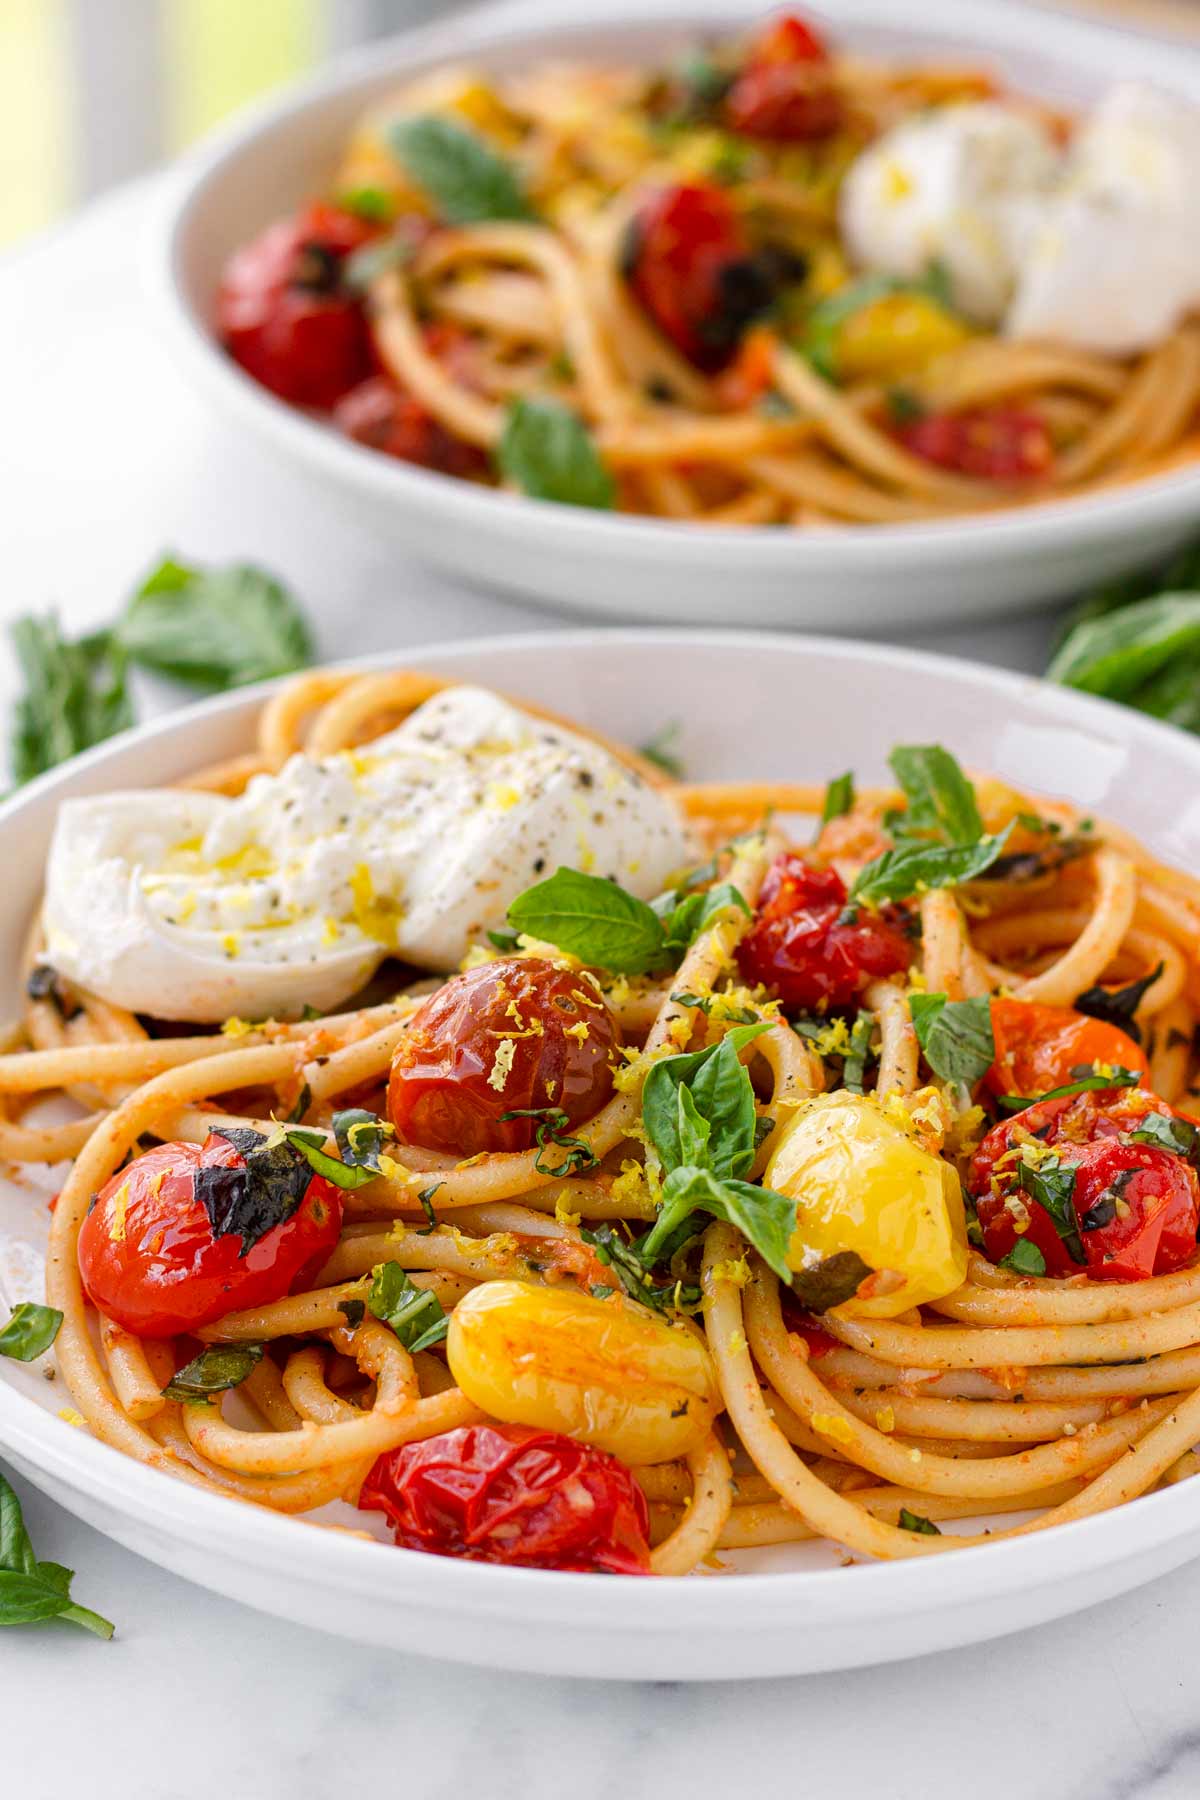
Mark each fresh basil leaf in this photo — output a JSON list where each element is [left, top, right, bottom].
[[639, 721, 685, 780], [898, 1507, 941, 1536], [849, 824, 1014, 907], [1073, 963, 1163, 1047], [0, 1303, 63, 1362], [337, 1298, 366, 1327], [507, 866, 665, 973], [820, 771, 855, 826], [388, 115, 534, 223], [335, 184, 396, 223], [658, 883, 749, 960], [118, 556, 314, 690], [367, 1262, 449, 1354], [642, 1022, 772, 1181], [651, 1164, 795, 1282], [9, 615, 132, 785], [1047, 592, 1200, 701], [996, 1065, 1141, 1112], [285, 1080, 312, 1126], [333, 1108, 392, 1171], [909, 993, 994, 1086], [0, 1471, 113, 1638], [842, 1009, 876, 1095], [887, 745, 983, 846], [789, 1250, 870, 1312], [1018, 1159, 1084, 1265], [417, 1182, 442, 1234], [200, 1128, 322, 1251], [487, 927, 521, 954], [1128, 1111, 1197, 1156], [497, 398, 615, 510], [999, 1238, 1046, 1277], [162, 1343, 264, 1402]]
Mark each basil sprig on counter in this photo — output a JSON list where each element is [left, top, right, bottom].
[[0, 1303, 63, 1363], [10, 553, 313, 785], [497, 398, 615, 510], [909, 993, 994, 1086], [388, 115, 534, 223], [1046, 541, 1200, 731], [505, 865, 748, 975], [0, 1469, 113, 1639], [849, 744, 1012, 906], [638, 1022, 794, 1280]]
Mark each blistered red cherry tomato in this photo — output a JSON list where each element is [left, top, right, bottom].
[[77, 1132, 343, 1337], [387, 957, 621, 1158], [735, 854, 910, 1011], [985, 997, 1149, 1101], [724, 12, 840, 140], [359, 1423, 651, 1572], [623, 183, 761, 370], [970, 1088, 1200, 1282], [896, 406, 1054, 481], [217, 201, 378, 407], [333, 375, 488, 478]]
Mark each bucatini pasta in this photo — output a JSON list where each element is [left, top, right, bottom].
[[3, 666, 1200, 1577], [214, 13, 1200, 530]]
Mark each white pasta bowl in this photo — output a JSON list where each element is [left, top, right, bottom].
[[3, 630, 1200, 1678], [148, 0, 1200, 632]]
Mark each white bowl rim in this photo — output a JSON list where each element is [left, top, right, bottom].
[[148, 0, 1200, 570], [4, 623, 1200, 1626]]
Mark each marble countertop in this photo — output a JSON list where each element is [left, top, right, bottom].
[[1, 95, 1198, 1800]]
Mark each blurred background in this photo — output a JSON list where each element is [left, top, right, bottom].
[[3, 0, 1200, 252]]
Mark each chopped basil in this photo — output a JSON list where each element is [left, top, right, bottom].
[[909, 992, 994, 1086], [286, 1081, 312, 1126], [581, 1224, 700, 1312], [999, 1238, 1046, 1277], [497, 1106, 598, 1177], [789, 1251, 870, 1313], [497, 398, 615, 510], [0, 1469, 114, 1639], [655, 882, 751, 963], [842, 1010, 876, 1095], [639, 721, 686, 780], [282, 1128, 378, 1191], [162, 1343, 264, 1402], [1128, 1112, 1197, 1156], [367, 1262, 449, 1353], [1073, 964, 1163, 1046], [118, 556, 314, 691], [417, 1183, 443, 1234], [849, 825, 1014, 908], [9, 614, 132, 786], [0, 1303, 62, 1363], [639, 1023, 795, 1281], [996, 1065, 1141, 1113], [820, 771, 855, 826], [1018, 1159, 1084, 1265], [387, 115, 534, 223], [898, 1506, 941, 1536], [671, 991, 759, 1024], [985, 834, 1092, 885], [337, 1298, 366, 1327], [199, 1127, 329, 1252], [335, 184, 396, 222]]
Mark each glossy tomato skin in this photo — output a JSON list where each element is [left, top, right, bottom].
[[970, 1089, 1200, 1281], [333, 375, 488, 478], [624, 183, 797, 372], [986, 997, 1149, 1101], [78, 1133, 343, 1337], [725, 13, 840, 141], [387, 957, 621, 1158], [217, 201, 378, 408], [359, 1422, 652, 1573], [896, 407, 1054, 481], [735, 854, 910, 1011]]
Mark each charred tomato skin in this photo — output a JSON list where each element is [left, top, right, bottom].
[[77, 1132, 343, 1337], [970, 1088, 1200, 1282], [387, 956, 621, 1159], [359, 1422, 652, 1573], [735, 854, 910, 1011]]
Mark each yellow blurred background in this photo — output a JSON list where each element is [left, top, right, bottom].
[[2, 0, 1198, 252]]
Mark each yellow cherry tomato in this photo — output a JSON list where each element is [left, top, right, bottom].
[[766, 1091, 968, 1318], [835, 292, 971, 382], [446, 1280, 719, 1465]]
